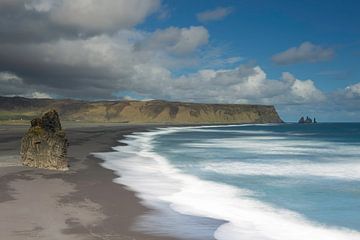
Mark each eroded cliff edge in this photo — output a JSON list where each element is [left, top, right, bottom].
[[0, 97, 283, 124]]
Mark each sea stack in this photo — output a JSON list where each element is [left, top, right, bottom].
[[298, 116, 317, 124], [20, 109, 69, 170]]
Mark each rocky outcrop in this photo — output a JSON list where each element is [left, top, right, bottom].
[[298, 116, 317, 124], [20, 109, 68, 170]]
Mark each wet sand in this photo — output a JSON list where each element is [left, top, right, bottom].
[[0, 124, 179, 240]]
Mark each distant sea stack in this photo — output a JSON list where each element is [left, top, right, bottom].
[[0, 96, 283, 124], [20, 109, 69, 171], [298, 116, 317, 124]]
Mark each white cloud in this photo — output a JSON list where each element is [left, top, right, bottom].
[[344, 83, 360, 98], [32, 91, 51, 99], [0, 3, 329, 108], [0, 72, 28, 96], [197, 7, 234, 23], [0, 72, 22, 83], [0, 29, 327, 104], [140, 26, 209, 55], [290, 78, 326, 103], [224, 56, 243, 64], [24, 0, 57, 12], [25, 0, 161, 32], [272, 42, 334, 65], [0, 72, 52, 98], [2, 1, 324, 106], [168, 66, 326, 105]]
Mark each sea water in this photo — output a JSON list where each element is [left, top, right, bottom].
[[95, 123, 360, 240]]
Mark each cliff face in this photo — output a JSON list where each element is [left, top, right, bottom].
[[0, 96, 283, 124]]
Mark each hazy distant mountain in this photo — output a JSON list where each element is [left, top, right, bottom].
[[0, 96, 283, 124]]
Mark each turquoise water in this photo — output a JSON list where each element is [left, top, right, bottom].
[[152, 123, 360, 232], [98, 123, 360, 240]]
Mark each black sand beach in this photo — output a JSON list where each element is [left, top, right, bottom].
[[0, 124, 179, 240]]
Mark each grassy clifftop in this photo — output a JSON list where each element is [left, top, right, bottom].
[[0, 96, 283, 125]]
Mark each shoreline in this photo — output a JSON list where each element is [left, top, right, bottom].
[[97, 123, 360, 240], [0, 124, 180, 240]]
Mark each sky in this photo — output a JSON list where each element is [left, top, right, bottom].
[[0, 0, 359, 122]]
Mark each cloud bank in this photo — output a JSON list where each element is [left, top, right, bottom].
[[0, 0, 160, 43], [197, 7, 234, 23], [272, 42, 334, 65]]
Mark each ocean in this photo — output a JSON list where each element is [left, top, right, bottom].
[[95, 123, 360, 240]]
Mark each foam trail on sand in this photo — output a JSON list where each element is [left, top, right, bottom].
[[95, 126, 360, 240]]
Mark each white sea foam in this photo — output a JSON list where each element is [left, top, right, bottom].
[[188, 129, 274, 134], [184, 137, 360, 156], [95, 126, 360, 240], [203, 161, 360, 180]]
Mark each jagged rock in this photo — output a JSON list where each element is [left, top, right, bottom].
[[20, 109, 68, 170], [298, 116, 317, 124], [305, 116, 313, 123], [298, 116, 305, 124]]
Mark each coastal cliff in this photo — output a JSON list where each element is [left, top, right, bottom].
[[0, 96, 283, 124]]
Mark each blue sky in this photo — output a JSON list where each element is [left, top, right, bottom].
[[143, 0, 360, 121], [0, 0, 359, 121], [142, 0, 360, 91]]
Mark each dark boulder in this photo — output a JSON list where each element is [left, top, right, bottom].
[[20, 109, 68, 170]]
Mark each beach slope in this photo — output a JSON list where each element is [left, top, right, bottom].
[[0, 125, 178, 240]]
